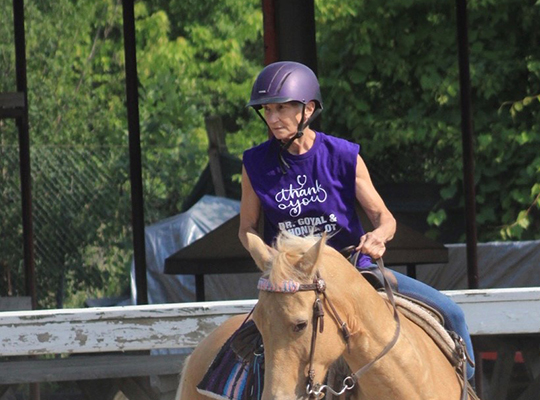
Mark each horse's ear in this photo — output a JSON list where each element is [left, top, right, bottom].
[[246, 232, 275, 272], [296, 232, 327, 274]]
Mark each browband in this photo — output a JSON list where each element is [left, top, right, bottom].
[[257, 277, 326, 294], [257, 278, 301, 293]]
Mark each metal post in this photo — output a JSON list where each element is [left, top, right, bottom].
[[455, 0, 479, 290], [272, 0, 320, 131], [121, 0, 148, 304], [455, 0, 482, 395], [13, 0, 37, 311], [13, 4, 41, 399], [273, 0, 318, 75]]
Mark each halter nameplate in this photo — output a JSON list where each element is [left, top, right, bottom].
[[257, 278, 301, 293]]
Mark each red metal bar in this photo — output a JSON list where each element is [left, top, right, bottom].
[[262, 0, 278, 65]]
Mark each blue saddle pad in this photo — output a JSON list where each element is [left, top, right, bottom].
[[197, 319, 264, 400]]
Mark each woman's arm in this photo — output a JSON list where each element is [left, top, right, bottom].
[[354, 155, 396, 259], [238, 165, 262, 250]]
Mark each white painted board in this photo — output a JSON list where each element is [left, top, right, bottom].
[[1, 288, 539, 357], [0, 300, 256, 356], [444, 287, 540, 335]]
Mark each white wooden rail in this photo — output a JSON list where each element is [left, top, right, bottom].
[[0, 300, 255, 357], [1, 287, 540, 357], [0, 288, 539, 390], [0, 300, 257, 391], [444, 287, 540, 335]]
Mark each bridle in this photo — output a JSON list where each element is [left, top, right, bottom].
[[257, 258, 401, 399]]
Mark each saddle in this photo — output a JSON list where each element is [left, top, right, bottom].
[[377, 291, 480, 400], [339, 245, 400, 292], [338, 246, 470, 369], [378, 291, 461, 366]]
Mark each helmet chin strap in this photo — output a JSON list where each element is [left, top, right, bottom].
[[280, 104, 306, 146], [278, 104, 322, 174], [254, 104, 322, 174]]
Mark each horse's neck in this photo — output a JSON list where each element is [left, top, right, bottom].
[[338, 274, 458, 399], [323, 260, 461, 399], [335, 268, 401, 370], [337, 280, 403, 398]]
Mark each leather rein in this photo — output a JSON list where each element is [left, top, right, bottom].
[[257, 258, 401, 399]]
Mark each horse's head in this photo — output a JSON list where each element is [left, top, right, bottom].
[[247, 231, 361, 400]]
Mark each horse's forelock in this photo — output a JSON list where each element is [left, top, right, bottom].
[[275, 230, 321, 253], [266, 232, 322, 284]]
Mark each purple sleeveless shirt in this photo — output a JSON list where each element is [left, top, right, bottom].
[[243, 131, 372, 268]]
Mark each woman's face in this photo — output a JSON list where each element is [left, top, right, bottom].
[[262, 101, 314, 141]]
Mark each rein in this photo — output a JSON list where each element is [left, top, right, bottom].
[[257, 258, 401, 399]]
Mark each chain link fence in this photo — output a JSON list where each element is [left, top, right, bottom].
[[1, 144, 199, 308]]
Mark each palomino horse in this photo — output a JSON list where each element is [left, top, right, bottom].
[[177, 232, 475, 400]]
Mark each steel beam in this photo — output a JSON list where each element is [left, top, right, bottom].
[[121, 0, 148, 305]]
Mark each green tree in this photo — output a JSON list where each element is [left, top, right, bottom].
[[316, 0, 540, 241], [2, 0, 539, 308], [0, 0, 264, 307]]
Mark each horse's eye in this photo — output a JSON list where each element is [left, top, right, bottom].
[[293, 321, 308, 332]]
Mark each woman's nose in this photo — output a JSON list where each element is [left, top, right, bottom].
[[265, 110, 278, 123]]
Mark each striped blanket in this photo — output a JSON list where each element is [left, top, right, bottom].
[[197, 319, 264, 400]]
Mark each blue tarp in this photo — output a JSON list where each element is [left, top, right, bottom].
[[130, 195, 260, 305]]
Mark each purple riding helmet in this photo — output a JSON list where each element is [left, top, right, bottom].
[[247, 61, 323, 173]]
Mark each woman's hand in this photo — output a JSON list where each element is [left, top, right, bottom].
[[356, 231, 387, 259]]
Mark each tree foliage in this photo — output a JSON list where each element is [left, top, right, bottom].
[[0, 0, 263, 307], [316, 0, 540, 241], [1, 0, 539, 307]]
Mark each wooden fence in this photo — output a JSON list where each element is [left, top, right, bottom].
[[1, 288, 539, 400]]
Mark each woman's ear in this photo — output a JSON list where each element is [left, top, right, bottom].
[[304, 101, 316, 120]]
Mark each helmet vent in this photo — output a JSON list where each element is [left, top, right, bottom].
[[275, 71, 292, 94], [267, 63, 288, 94]]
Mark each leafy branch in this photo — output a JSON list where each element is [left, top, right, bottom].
[[499, 186, 540, 239], [499, 94, 540, 118]]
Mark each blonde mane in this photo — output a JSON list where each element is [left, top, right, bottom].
[[266, 231, 323, 284]]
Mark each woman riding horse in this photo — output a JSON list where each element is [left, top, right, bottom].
[[175, 61, 476, 400], [238, 61, 475, 380]]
